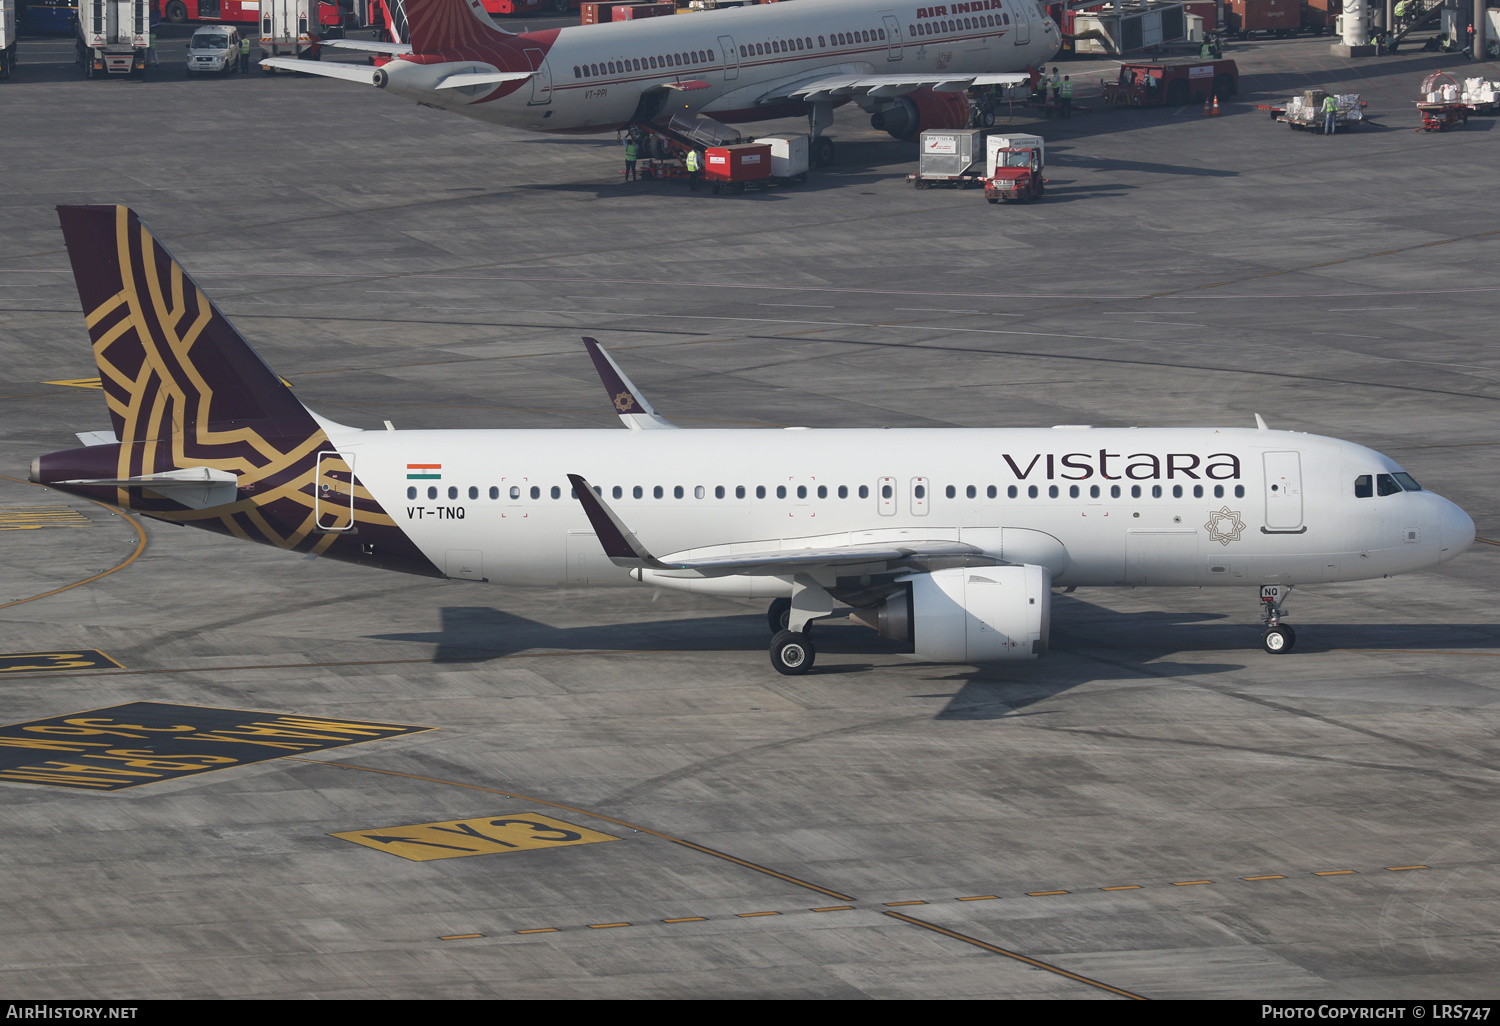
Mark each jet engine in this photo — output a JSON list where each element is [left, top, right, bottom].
[[869, 87, 972, 141], [850, 565, 1051, 662]]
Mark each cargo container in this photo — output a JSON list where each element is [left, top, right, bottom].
[[1300, 0, 1340, 34], [0, 0, 15, 80], [704, 142, 772, 192], [754, 133, 809, 182], [77, 0, 151, 77], [1182, 1, 1217, 32], [1227, 0, 1299, 37], [910, 127, 990, 188], [613, 1, 671, 18], [580, 0, 635, 24], [1072, 1, 1187, 55]]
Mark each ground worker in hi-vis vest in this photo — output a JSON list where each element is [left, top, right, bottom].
[[624, 137, 638, 182], [1322, 94, 1339, 134], [240, 35, 251, 73], [1059, 76, 1074, 118], [686, 148, 702, 191]]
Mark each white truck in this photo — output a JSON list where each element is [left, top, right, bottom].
[[1, 0, 16, 82], [260, 0, 322, 65], [77, 0, 152, 78]]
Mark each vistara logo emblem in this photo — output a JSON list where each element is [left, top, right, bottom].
[[1204, 506, 1247, 546], [614, 392, 636, 413]]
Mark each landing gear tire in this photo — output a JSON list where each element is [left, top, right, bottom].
[[1262, 624, 1296, 654], [812, 136, 834, 168], [770, 629, 815, 675], [767, 598, 791, 634]]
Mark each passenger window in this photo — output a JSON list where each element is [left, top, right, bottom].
[[449, 486, 459, 500], [695, 485, 705, 499], [757, 485, 766, 498], [1213, 484, 1224, 498], [1028, 485, 1039, 498], [1131, 485, 1141, 498], [987, 485, 997, 498], [818, 35, 825, 46], [1193, 485, 1203, 498], [946, 485, 956, 499], [838, 485, 848, 498], [858, 485, 869, 498], [796, 485, 807, 498], [488, 486, 498, 499], [1234, 485, 1245, 498], [674, 485, 684, 499], [552, 486, 561, 499], [1151, 485, 1162, 498], [1354, 475, 1372, 498], [654, 486, 664, 499], [507, 486, 519, 500], [777, 485, 787, 499], [1069, 485, 1080, 498], [1392, 472, 1421, 492], [881, 484, 892, 499], [914, 484, 926, 499], [1089, 485, 1100, 498], [1377, 473, 1402, 496], [817, 485, 827, 498], [407, 486, 416, 499], [715, 485, 725, 499], [1048, 485, 1059, 498], [612, 486, 622, 499], [633, 485, 643, 499], [966, 485, 976, 499], [1172, 485, 1182, 498], [735, 485, 746, 498], [1008, 485, 1018, 498]]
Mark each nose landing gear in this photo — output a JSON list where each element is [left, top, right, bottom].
[[1259, 584, 1296, 654]]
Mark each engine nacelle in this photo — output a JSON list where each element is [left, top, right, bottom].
[[852, 565, 1051, 662], [869, 87, 971, 141]]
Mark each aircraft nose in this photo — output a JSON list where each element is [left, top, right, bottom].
[[1437, 498, 1476, 563]]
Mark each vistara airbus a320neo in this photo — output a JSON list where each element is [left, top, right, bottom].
[[32, 206, 1475, 674], [261, 0, 1055, 166]]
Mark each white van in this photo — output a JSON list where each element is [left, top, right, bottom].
[[186, 25, 240, 74]]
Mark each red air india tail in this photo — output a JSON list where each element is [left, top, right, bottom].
[[406, 0, 514, 53]]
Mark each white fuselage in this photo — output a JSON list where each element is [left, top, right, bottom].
[[321, 424, 1475, 594], [382, 0, 1061, 132]]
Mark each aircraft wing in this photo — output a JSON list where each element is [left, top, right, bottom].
[[758, 70, 1029, 104], [320, 39, 414, 55], [259, 57, 380, 84], [568, 474, 1001, 577], [583, 337, 676, 430]]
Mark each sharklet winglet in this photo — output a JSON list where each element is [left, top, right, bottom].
[[583, 337, 677, 430], [566, 474, 671, 569]]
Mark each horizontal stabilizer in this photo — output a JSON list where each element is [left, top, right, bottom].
[[59, 467, 239, 510], [258, 58, 379, 85], [321, 39, 414, 55], [434, 69, 536, 89], [75, 430, 117, 447], [583, 337, 675, 430], [663, 79, 711, 91]]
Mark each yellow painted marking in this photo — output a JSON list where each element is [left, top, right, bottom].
[[0, 506, 92, 531], [1199, 281, 1233, 288], [1172, 880, 1212, 886], [1422, 239, 1455, 246], [1101, 885, 1142, 891], [1474, 537, 1500, 547], [811, 906, 854, 912], [883, 912, 1148, 1000], [736, 911, 781, 918], [1387, 866, 1429, 871], [662, 917, 707, 923], [0, 651, 123, 675], [0, 476, 148, 612], [883, 900, 926, 906], [1027, 890, 1069, 896], [1243, 875, 1286, 881], [957, 895, 998, 901], [1314, 870, 1356, 876], [42, 378, 104, 389], [438, 933, 483, 940], [1367, 249, 1400, 256], [1255, 270, 1291, 277], [515, 928, 558, 934], [1311, 260, 1346, 267], [333, 813, 619, 862], [588, 922, 630, 929]]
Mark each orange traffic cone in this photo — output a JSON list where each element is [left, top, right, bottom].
[[1212, 94, 1221, 116], [1203, 95, 1211, 116]]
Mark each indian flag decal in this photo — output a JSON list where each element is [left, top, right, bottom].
[[406, 463, 441, 480]]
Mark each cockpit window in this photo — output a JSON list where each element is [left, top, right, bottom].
[[1392, 472, 1421, 492], [1376, 473, 1402, 496], [1354, 475, 1372, 498]]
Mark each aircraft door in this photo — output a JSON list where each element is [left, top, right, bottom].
[[882, 14, 903, 60], [877, 476, 897, 516], [1263, 451, 1304, 530], [1014, 1, 1031, 44], [718, 35, 739, 79], [524, 48, 552, 105], [315, 451, 356, 532]]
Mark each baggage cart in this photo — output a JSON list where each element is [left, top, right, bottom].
[[1264, 90, 1367, 130]]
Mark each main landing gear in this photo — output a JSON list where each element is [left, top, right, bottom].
[[766, 579, 834, 675], [1259, 584, 1296, 654]]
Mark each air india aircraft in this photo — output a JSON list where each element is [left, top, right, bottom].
[[32, 207, 1476, 673], [260, 0, 1060, 165]]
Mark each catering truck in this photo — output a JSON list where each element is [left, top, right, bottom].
[[0, 0, 16, 81], [76, 0, 152, 77]]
